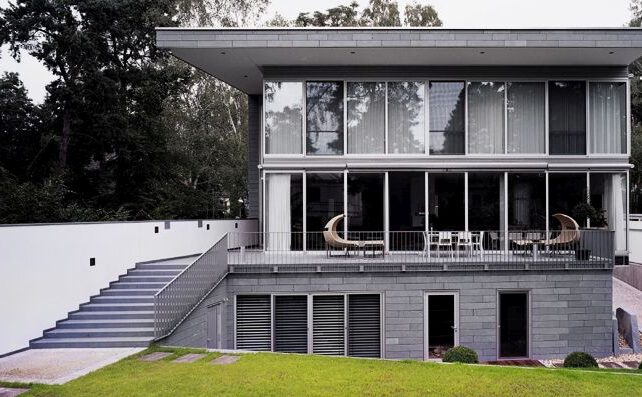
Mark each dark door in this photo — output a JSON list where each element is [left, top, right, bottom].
[[427, 294, 457, 359], [499, 292, 529, 358], [207, 304, 221, 349]]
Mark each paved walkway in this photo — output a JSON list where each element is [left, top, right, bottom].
[[0, 348, 143, 385], [613, 277, 642, 330]]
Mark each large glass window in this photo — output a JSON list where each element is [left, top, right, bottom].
[[549, 81, 586, 155], [265, 173, 303, 250], [348, 173, 384, 237], [507, 82, 546, 154], [388, 82, 426, 154], [389, 172, 425, 250], [589, 82, 627, 154], [306, 81, 344, 155], [429, 82, 465, 155], [428, 173, 465, 230], [347, 82, 385, 154], [548, 173, 587, 227], [508, 173, 545, 230], [265, 81, 303, 154], [306, 173, 344, 249], [590, 173, 627, 251], [468, 82, 505, 154], [468, 173, 503, 231]]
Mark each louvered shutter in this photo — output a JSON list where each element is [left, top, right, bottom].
[[312, 295, 345, 355], [236, 295, 271, 351], [274, 295, 308, 353], [348, 294, 381, 358]]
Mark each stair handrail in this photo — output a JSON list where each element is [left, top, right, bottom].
[[153, 234, 228, 340]]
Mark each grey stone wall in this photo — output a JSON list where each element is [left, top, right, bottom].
[[163, 270, 614, 361], [246, 94, 261, 220]]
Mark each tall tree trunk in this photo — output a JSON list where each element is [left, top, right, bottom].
[[58, 107, 71, 170]]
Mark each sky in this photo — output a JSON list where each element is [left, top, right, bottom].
[[0, 0, 634, 104]]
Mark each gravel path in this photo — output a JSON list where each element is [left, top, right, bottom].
[[613, 277, 642, 330]]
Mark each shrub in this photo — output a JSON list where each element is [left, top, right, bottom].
[[563, 352, 598, 368], [638, 361, 642, 370], [442, 346, 479, 364]]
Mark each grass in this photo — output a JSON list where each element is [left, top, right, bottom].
[[5, 348, 642, 397]]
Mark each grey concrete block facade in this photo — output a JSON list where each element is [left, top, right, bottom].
[[163, 270, 614, 361]]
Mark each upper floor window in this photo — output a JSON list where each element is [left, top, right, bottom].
[[347, 82, 385, 154], [589, 82, 627, 154], [388, 82, 426, 154], [468, 82, 505, 154], [265, 82, 303, 154], [549, 81, 586, 155], [306, 81, 344, 155], [507, 82, 546, 154], [429, 82, 465, 155]]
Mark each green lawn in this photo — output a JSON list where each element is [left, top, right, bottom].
[[7, 347, 642, 397]]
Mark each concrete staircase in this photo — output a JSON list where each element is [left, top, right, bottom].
[[30, 256, 198, 349]]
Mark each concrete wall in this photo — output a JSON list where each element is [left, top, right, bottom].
[[629, 218, 642, 264], [0, 219, 257, 355], [613, 263, 642, 291], [247, 94, 261, 220], [165, 270, 613, 361]]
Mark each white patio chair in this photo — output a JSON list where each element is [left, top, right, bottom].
[[435, 232, 454, 259], [456, 231, 473, 257], [471, 231, 484, 257]]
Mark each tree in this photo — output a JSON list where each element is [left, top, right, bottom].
[[404, 2, 442, 27], [360, 0, 401, 26], [630, 0, 642, 211]]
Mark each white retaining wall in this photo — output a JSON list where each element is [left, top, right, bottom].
[[0, 219, 257, 355], [630, 217, 642, 264]]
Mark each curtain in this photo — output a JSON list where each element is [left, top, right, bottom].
[[429, 82, 465, 154], [388, 82, 425, 154], [589, 82, 626, 154], [605, 174, 627, 252], [468, 82, 505, 154], [549, 81, 586, 155], [266, 174, 291, 251], [347, 82, 385, 154], [507, 83, 545, 154], [264, 82, 302, 154]]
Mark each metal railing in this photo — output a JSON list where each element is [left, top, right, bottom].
[[154, 235, 228, 339], [227, 229, 614, 269]]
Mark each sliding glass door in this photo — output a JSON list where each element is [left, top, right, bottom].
[[265, 173, 303, 250], [306, 173, 344, 250], [389, 172, 425, 250], [348, 173, 384, 240], [508, 173, 546, 231], [548, 173, 588, 228], [428, 173, 465, 231]]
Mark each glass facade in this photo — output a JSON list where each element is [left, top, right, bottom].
[[429, 82, 465, 155], [549, 81, 586, 155], [265, 82, 303, 154], [347, 82, 386, 154], [388, 82, 426, 154], [507, 82, 546, 154], [306, 81, 344, 155], [467, 82, 505, 154]]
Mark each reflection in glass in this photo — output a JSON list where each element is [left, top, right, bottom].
[[388, 82, 425, 154], [508, 173, 545, 230], [549, 173, 587, 227], [347, 82, 385, 154], [589, 82, 627, 154], [549, 81, 586, 155], [306, 173, 344, 249], [468, 82, 505, 154], [507, 82, 546, 154], [306, 82, 344, 155], [590, 173, 627, 251], [264, 81, 303, 154], [389, 172, 425, 250], [348, 173, 384, 237], [429, 82, 465, 155], [265, 173, 303, 250], [428, 173, 465, 230]]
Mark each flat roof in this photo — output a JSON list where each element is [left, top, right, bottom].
[[156, 27, 642, 94]]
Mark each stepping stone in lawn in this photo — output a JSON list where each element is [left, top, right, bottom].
[[621, 361, 639, 369], [211, 355, 240, 365], [0, 387, 29, 397], [140, 352, 172, 362], [600, 362, 623, 369], [173, 354, 206, 363]]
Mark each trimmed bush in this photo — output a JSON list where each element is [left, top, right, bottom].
[[563, 352, 598, 368], [442, 346, 479, 364], [638, 361, 642, 370]]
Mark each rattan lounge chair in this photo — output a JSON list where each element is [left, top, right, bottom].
[[323, 214, 384, 257], [541, 213, 581, 251]]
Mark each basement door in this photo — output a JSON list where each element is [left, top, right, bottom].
[[424, 292, 459, 360], [498, 291, 529, 358], [207, 303, 222, 349]]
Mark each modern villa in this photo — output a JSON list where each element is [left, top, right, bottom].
[[15, 28, 641, 362]]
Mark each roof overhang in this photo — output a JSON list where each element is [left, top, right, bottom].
[[156, 27, 642, 94]]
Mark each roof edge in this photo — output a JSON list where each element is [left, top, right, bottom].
[[156, 26, 642, 32]]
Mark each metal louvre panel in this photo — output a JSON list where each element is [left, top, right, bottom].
[[348, 294, 381, 358], [312, 295, 345, 355], [274, 295, 308, 353], [236, 295, 271, 351]]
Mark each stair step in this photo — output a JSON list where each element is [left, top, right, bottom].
[[136, 263, 188, 270], [110, 282, 166, 289], [70, 310, 154, 320], [81, 303, 154, 312], [91, 296, 154, 304], [44, 327, 154, 338], [31, 337, 152, 349], [120, 275, 175, 282], [127, 269, 181, 277], [57, 319, 154, 329], [101, 288, 158, 296]]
